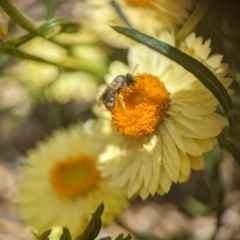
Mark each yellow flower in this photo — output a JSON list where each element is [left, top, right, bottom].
[[9, 33, 104, 103], [95, 32, 233, 199], [75, 0, 193, 47], [16, 123, 128, 238], [45, 72, 98, 104]]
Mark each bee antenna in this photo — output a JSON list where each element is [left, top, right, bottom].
[[131, 64, 139, 75]]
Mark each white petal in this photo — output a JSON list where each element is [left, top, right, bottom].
[[178, 172, 190, 182], [195, 138, 217, 152], [144, 163, 152, 188], [162, 148, 179, 182], [199, 39, 211, 60], [140, 187, 151, 200], [185, 32, 196, 48], [160, 124, 180, 169], [164, 120, 185, 153], [152, 150, 162, 183], [189, 155, 204, 170], [206, 54, 223, 68], [182, 137, 202, 156], [178, 150, 191, 176], [127, 176, 143, 198], [221, 77, 233, 88], [159, 166, 172, 193]]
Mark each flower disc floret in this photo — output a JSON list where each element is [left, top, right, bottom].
[[50, 154, 98, 198], [126, 0, 153, 5], [111, 74, 169, 138]]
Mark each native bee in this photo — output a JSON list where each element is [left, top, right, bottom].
[[98, 73, 135, 111]]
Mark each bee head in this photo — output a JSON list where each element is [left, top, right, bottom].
[[125, 73, 135, 86]]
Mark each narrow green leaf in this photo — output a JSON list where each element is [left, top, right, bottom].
[[89, 203, 104, 240], [93, 202, 104, 217], [111, 26, 235, 130], [75, 202, 104, 240], [60, 227, 72, 240], [121, 234, 132, 240], [115, 233, 132, 240], [39, 229, 52, 240], [110, 1, 132, 28], [99, 233, 132, 240], [98, 237, 112, 240]]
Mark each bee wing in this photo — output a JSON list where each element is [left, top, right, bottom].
[[97, 92, 105, 107], [97, 82, 122, 107], [97, 86, 111, 107]]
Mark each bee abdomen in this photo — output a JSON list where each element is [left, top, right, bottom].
[[106, 94, 116, 110]]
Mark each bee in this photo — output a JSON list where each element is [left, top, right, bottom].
[[98, 73, 135, 111]]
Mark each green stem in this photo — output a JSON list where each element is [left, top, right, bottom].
[[176, 0, 213, 44], [0, 43, 106, 77], [11, 17, 79, 47], [210, 155, 224, 240], [0, 0, 36, 31]]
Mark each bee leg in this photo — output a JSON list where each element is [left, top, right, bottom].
[[118, 94, 127, 112], [124, 88, 143, 93]]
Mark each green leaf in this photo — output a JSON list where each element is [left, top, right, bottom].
[[115, 233, 132, 240], [60, 227, 72, 240], [99, 233, 132, 240], [75, 202, 104, 240], [110, 1, 132, 28], [39, 229, 52, 240], [111, 26, 235, 130]]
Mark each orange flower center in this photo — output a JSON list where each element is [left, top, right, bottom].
[[126, 0, 153, 6], [111, 73, 169, 138], [49, 154, 98, 198]]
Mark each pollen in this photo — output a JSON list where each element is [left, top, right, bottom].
[[111, 73, 169, 138], [49, 154, 99, 198], [126, 0, 153, 6]]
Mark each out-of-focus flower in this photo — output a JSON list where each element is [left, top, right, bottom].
[[19, 37, 67, 62], [10, 61, 58, 89], [75, 0, 193, 48], [16, 123, 128, 238], [8, 29, 107, 103], [10, 60, 99, 103], [95, 32, 233, 199], [46, 72, 98, 104]]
